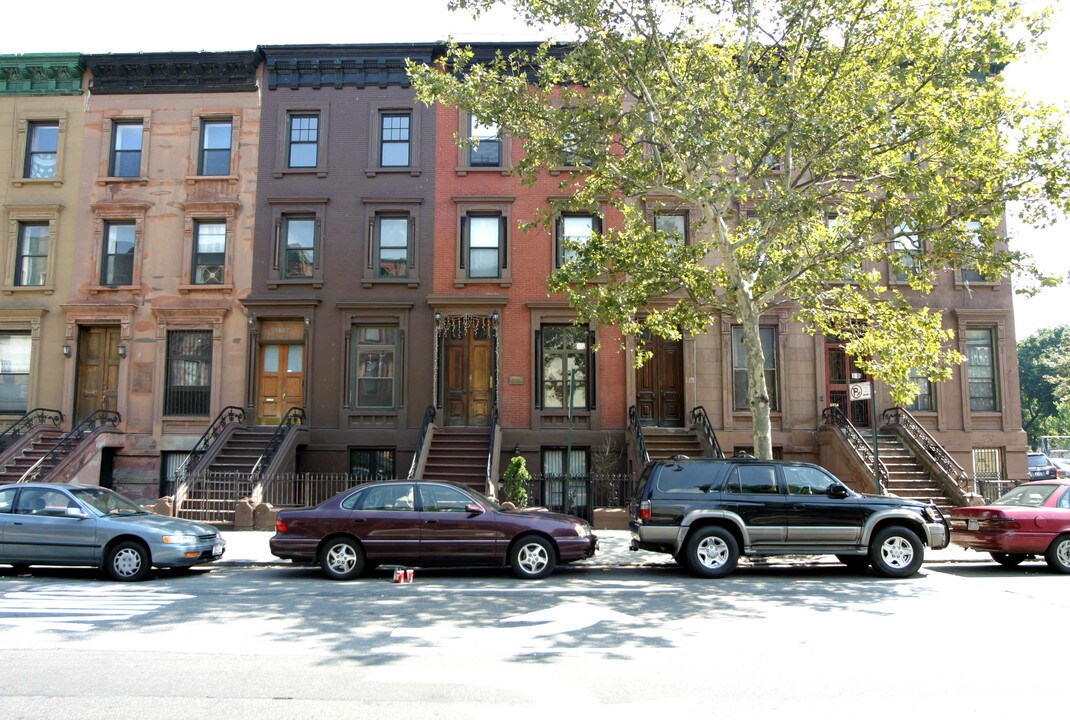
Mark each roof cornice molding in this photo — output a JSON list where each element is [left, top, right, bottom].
[[84, 50, 260, 95], [0, 54, 84, 96], [259, 43, 438, 90]]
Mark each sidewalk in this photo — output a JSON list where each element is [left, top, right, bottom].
[[217, 529, 988, 567]]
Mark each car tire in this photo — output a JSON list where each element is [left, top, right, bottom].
[[868, 526, 924, 578], [990, 552, 1027, 568], [320, 537, 365, 580], [106, 541, 151, 582], [684, 526, 739, 578], [510, 535, 556, 579], [836, 554, 870, 572], [1044, 535, 1070, 574]]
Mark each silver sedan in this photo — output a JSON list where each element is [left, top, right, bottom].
[[0, 483, 224, 581]]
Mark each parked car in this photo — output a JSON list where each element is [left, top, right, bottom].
[[948, 480, 1070, 572], [0, 482, 224, 581], [1048, 457, 1070, 479], [270, 480, 597, 580], [629, 457, 950, 578], [1027, 452, 1058, 480]]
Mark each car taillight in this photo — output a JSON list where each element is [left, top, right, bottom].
[[275, 519, 289, 533], [982, 517, 1021, 530], [639, 500, 651, 521]]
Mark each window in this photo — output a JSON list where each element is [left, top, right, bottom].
[[967, 327, 999, 411], [654, 212, 687, 244], [784, 465, 837, 495], [373, 215, 410, 278], [724, 464, 779, 494], [351, 326, 398, 409], [732, 326, 779, 411], [893, 224, 921, 281], [906, 369, 935, 412], [418, 484, 474, 512], [283, 216, 315, 279], [110, 121, 143, 177], [24, 121, 59, 179], [961, 221, 987, 283], [15, 223, 49, 287], [287, 114, 319, 168], [192, 221, 226, 285], [199, 119, 232, 175], [462, 214, 505, 279], [972, 448, 1004, 484], [349, 449, 396, 482], [538, 325, 591, 410], [102, 222, 135, 286], [356, 482, 414, 511], [0, 486, 15, 513], [468, 116, 501, 167], [164, 330, 212, 416], [0, 332, 31, 414], [379, 112, 411, 167], [556, 214, 600, 267], [654, 464, 718, 493]]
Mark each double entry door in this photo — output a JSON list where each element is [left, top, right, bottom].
[[442, 323, 493, 426], [74, 326, 121, 423], [634, 332, 684, 427]]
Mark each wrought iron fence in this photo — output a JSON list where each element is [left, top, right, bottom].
[[977, 479, 1019, 504], [175, 471, 254, 523], [260, 473, 373, 508], [524, 473, 634, 522]]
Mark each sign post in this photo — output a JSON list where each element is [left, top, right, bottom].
[[850, 381, 881, 492]]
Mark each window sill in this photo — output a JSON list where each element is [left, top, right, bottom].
[[11, 177, 63, 188], [88, 284, 139, 294], [2, 285, 54, 295], [365, 167, 422, 178], [185, 174, 239, 184], [361, 278, 420, 289], [454, 277, 512, 288], [266, 279, 324, 289], [954, 279, 1003, 290], [272, 168, 327, 179], [178, 283, 234, 294], [97, 176, 149, 186], [455, 166, 511, 176]]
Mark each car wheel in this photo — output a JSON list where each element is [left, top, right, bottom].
[[868, 526, 923, 578], [510, 535, 556, 579], [684, 526, 739, 578], [836, 554, 870, 572], [320, 537, 365, 581], [106, 541, 151, 582], [1045, 535, 1070, 574], [990, 552, 1027, 568]]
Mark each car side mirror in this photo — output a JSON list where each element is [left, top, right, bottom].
[[827, 484, 850, 499], [65, 506, 89, 519], [465, 502, 485, 515]]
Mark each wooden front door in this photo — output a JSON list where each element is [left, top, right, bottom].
[[257, 342, 305, 425], [634, 332, 684, 427], [826, 342, 871, 427], [442, 324, 493, 426], [75, 326, 121, 423]]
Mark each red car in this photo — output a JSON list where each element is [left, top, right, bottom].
[[949, 481, 1070, 572], [270, 480, 597, 580]]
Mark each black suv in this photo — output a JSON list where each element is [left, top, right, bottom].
[[630, 457, 950, 578]]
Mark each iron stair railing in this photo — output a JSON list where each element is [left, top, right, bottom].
[[821, 406, 889, 493], [882, 406, 971, 493], [0, 408, 63, 453], [690, 406, 725, 458], [485, 404, 499, 494], [250, 407, 305, 481], [169, 405, 246, 494], [408, 405, 436, 479], [18, 410, 121, 483], [628, 405, 650, 466]]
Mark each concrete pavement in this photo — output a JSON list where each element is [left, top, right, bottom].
[[217, 528, 989, 567]]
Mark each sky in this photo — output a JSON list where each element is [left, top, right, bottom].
[[3, 0, 1068, 341]]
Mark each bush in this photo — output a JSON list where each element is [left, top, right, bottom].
[[502, 456, 531, 508]]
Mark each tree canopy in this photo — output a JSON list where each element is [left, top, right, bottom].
[[410, 0, 1070, 458], [1020, 325, 1070, 444]]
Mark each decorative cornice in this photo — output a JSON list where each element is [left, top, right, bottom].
[[0, 54, 84, 95], [260, 43, 437, 90], [84, 51, 260, 95]]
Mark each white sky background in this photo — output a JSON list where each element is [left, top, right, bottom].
[[3, 0, 1068, 341]]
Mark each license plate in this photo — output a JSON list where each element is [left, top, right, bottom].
[[212, 542, 224, 556], [967, 520, 979, 531]]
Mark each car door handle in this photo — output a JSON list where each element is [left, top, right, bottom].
[[425, 519, 438, 524]]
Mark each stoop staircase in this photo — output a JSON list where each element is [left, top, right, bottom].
[[642, 428, 707, 462], [202, 426, 274, 474], [875, 433, 954, 514], [422, 426, 491, 494], [0, 429, 67, 483]]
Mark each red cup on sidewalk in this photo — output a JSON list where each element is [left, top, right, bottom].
[[405, 568, 414, 583]]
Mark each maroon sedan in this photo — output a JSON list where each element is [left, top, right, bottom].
[[949, 481, 1070, 572], [270, 480, 597, 580]]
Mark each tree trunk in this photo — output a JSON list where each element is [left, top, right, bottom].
[[739, 305, 774, 460]]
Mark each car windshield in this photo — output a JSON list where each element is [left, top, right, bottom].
[[1028, 454, 1051, 468], [993, 484, 1059, 507], [70, 486, 147, 516]]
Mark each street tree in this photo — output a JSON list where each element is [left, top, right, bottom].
[[410, 0, 1070, 458], [1019, 326, 1070, 443]]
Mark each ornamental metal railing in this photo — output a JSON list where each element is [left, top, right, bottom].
[[18, 410, 120, 483], [628, 406, 650, 467], [169, 405, 246, 495], [485, 404, 499, 493], [882, 407, 971, 493], [408, 405, 437, 479], [690, 406, 725, 458], [821, 406, 889, 492], [0, 407, 63, 453], [250, 407, 305, 481]]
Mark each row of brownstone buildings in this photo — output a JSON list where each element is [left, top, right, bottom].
[[0, 47, 1028, 504]]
